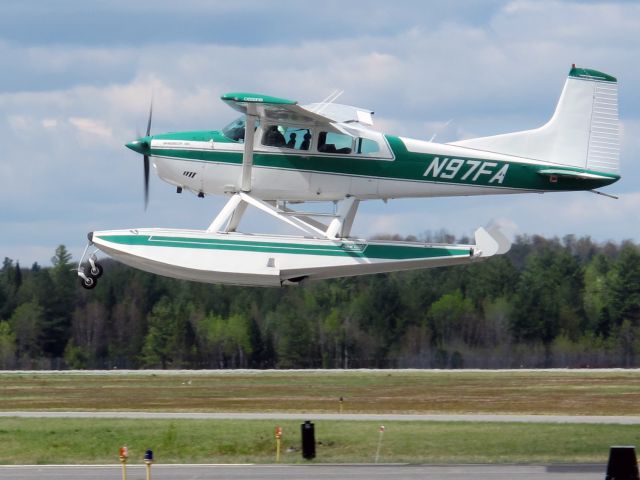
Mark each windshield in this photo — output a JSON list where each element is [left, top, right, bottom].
[[221, 116, 260, 142]]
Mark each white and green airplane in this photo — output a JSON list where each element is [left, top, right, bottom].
[[78, 65, 619, 288]]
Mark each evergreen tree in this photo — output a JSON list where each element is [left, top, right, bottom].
[[40, 246, 76, 357], [511, 247, 583, 346], [0, 321, 16, 368], [0, 257, 17, 319], [608, 244, 640, 328], [141, 297, 178, 368], [9, 300, 44, 361]]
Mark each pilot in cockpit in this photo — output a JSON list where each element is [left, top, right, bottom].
[[264, 125, 286, 147]]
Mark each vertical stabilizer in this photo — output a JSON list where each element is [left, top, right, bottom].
[[450, 66, 619, 174]]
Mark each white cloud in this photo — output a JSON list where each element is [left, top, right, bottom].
[[7, 114, 31, 131], [68, 117, 113, 138], [1, 0, 639, 265], [41, 118, 58, 129]]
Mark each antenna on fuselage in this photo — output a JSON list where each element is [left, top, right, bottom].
[[428, 118, 453, 143], [312, 90, 344, 114]]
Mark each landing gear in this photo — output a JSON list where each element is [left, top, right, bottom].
[[77, 247, 103, 290], [79, 272, 97, 290], [87, 255, 103, 279]]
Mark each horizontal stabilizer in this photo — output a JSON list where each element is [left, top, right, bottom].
[[536, 169, 615, 181]]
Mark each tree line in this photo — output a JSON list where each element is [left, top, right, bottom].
[[0, 233, 639, 369]]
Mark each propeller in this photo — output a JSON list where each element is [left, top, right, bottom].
[[143, 101, 153, 210], [125, 100, 154, 209]]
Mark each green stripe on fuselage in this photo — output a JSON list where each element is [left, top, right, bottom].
[[98, 235, 470, 260], [149, 134, 619, 192]]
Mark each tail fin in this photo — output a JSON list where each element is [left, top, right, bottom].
[[450, 66, 619, 174]]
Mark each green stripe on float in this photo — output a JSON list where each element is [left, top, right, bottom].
[[98, 235, 471, 260]]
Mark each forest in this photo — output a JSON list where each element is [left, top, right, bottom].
[[0, 233, 639, 370]]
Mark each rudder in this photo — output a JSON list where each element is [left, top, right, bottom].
[[450, 65, 619, 174]]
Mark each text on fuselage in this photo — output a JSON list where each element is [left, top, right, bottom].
[[423, 157, 509, 184]]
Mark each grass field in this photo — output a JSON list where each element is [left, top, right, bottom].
[[2, 370, 640, 464], [1, 370, 640, 415], [0, 417, 637, 465]]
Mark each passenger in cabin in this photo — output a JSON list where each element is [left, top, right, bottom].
[[317, 132, 332, 152], [300, 132, 311, 150], [263, 125, 286, 147], [287, 132, 297, 148]]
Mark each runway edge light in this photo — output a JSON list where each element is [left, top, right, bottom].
[[605, 446, 639, 480], [275, 426, 283, 462], [118, 446, 128, 480], [144, 449, 154, 480]]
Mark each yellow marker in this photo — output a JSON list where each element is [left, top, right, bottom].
[[276, 437, 281, 462], [119, 446, 129, 480], [275, 426, 283, 462]]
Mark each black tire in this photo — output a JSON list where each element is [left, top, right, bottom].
[[88, 262, 103, 279], [80, 276, 97, 290]]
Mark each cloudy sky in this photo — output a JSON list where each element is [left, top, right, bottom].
[[1, 0, 639, 266]]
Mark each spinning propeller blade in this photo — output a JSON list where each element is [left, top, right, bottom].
[[143, 101, 153, 210], [146, 102, 153, 137]]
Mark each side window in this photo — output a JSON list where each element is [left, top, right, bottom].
[[262, 125, 312, 150], [318, 132, 353, 154], [356, 137, 380, 155], [283, 127, 312, 150]]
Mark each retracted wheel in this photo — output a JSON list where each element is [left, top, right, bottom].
[[88, 262, 103, 279]]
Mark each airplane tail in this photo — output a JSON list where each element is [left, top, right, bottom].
[[450, 65, 619, 174]]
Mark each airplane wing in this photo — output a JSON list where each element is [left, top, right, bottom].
[[221, 92, 348, 134], [221, 92, 353, 192]]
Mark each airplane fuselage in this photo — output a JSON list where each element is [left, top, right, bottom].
[[145, 129, 618, 202]]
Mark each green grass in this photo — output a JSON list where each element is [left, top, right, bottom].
[[2, 371, 639, 464], [0, 417, 635, 465], [1, 370, 640, 415]]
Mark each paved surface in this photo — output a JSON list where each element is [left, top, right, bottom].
[[2, 410, 640, 424], [0, 463, 608, 480]]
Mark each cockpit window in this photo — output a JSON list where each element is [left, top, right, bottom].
[[222, 116, 260, 143]]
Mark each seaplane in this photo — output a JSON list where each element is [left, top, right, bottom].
[[77, 65, 620, 288]]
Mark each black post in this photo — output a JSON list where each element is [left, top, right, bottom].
[[301, 420, 316, 460], [605, 446, 639, 480]]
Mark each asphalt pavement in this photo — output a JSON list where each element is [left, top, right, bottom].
[[0, 463, 608, 480], [1, 411, 639, 424]]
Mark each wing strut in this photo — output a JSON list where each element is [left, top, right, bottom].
[[241, 106, 257, 192], [207, 193, 363, 239], [325, 197, 359, 238]]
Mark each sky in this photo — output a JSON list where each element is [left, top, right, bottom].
[[1, 0, 639, 266]]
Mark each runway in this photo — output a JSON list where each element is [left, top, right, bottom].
[[0, 411, 627, 478], [0, 463, 607, 480], [1, 411, 639, 424]]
